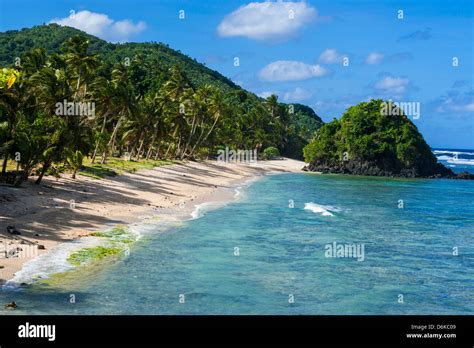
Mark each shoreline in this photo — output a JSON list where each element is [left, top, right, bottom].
[[0, 158, 305, 285]]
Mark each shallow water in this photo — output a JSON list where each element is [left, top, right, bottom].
[[1, 173, 473, 314]]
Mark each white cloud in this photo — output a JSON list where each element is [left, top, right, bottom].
[[435, 99, 474, 113], [374, 76, 410, 95], [258, 60, 327, 81], [466, 103, 474, 111], [284, 87, 312, 101], [49, 10, 146, 42], [319, 49, 344, 64], [365, 52, 384, 65], [217, 1, 317, 42]]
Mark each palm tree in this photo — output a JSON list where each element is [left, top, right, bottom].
[[162, 66, 192, 158], [89, 76, 120, 163], [0, 69, 20, 175], [188, 86, 225, 158], [144, 93, 169, 160], [62, 36, 99, 102], [264, 94, 280, 120], [66, 149, 84, 179], [21, 48, 47, 75], [100, 64, 138, 164]]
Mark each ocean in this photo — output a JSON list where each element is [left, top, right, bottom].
[[1, 165, 473, 314], [433, 148, 474, 173]]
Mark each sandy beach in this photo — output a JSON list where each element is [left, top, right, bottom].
[[0, 158, 304, 283]]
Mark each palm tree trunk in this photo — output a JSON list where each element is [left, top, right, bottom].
[[200, 115, 220, 146], [189, 122, 206, 157], [129, 144, 137, 160], [91, 111, 109, 163], [135, 137, 145, 161], [165, 142, 173, 159], [190, 115, 220, 158], [175, 137, 182, 159], [1, 154, 8, 175], [146, 141, 155, 160], [73, 72, 82, 102], [153, 143, 162, 161], [35, 161, 50, 185], [101, 118, 121, 164], [181, 115, 196, 159]]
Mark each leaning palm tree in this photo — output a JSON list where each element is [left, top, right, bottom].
[[162, 66, 192, 158], [144, 93, 169, 160], [188, 86, 225, 158], [89, 76, 119, 163], [100, 64, 138, 164]]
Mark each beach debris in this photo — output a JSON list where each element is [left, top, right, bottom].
[[6, 226, 21, 235], [4, 301, 17, 310], [37, 245, 46, 250]]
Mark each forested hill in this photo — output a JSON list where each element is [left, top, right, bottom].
[[0, 24, 241, 93], [0, 24, 323, 162], [0, 24, 325, 187], [0, 24, 322, 125]]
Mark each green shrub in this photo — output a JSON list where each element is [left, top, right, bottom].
[[262, 146, 280, 160]]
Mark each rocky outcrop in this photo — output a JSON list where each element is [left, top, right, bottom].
[[303, 158, 473, 179]]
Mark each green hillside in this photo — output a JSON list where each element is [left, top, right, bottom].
[[0, 24, 240, 92], [0, 24, 323, 186], [303, 99, 454, 178]]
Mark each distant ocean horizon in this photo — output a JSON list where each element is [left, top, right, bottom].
[[432, 148, 474, 173]]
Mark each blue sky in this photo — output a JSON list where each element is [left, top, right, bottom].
[[0, 0, 473, 148]]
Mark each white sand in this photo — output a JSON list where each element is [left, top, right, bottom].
[[0, 158, 304, 283]]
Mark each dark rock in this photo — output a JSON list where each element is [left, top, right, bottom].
[[6, 226, 21, 235], [4, 301, 17, 309], [37, 245, 46, 250], [304, 157, 470, 179], [452, 171, 474, 180]]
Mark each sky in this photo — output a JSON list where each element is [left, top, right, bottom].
[[0, 0, 473, 148]]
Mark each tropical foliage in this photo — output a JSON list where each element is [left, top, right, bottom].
[[303, 99, 441, 175], [0, 25, 322, 185], [262, 146, 280, 159]]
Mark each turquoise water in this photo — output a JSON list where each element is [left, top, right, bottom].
[[1, 173, 473, 314]]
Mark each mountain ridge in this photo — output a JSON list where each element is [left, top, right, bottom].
[[0, 24, 322, 124]]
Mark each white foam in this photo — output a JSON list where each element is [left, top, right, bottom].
[[190, 202, 222, 220], [3, 236, 102, 290], [434, 150, 474, 156], [436, 155, 474, 166], [304, 202, 341, 217], [234, 187, 241, 197]]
